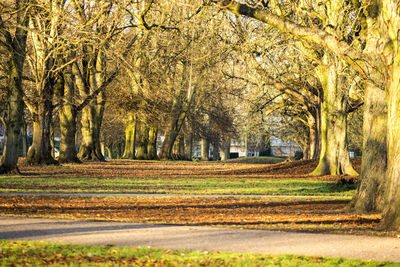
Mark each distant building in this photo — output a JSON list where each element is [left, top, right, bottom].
[[270, 136, 302, 157]]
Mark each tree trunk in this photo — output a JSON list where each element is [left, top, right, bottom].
[[185, 134, 193, 160], [22, 120, 27, 157], [26, 81, 58, 165], [172, 134, 185, 160], [0, 14, 27, 174], [136, 123, 149, 160], [57, 67, 80, 164], [220, 139, 231, 161], [147, 127, 158, 160], [122, 115, 136, 159], [310, 56, 357, 176], [379, 37, 400, 230], [78, 104, 104, 161], [349, 82, 387, 212], [307, 108, 320, 160], [159, 119, 182, 160], [201, 138, 210, 161], [212, 139, 220, 161]]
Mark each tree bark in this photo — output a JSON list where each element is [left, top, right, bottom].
[[57, 69, 80, 163], [220, 139, 230, 161], [136, 123, 149, 160], [122, 114, 136, 159], [147, 127, 158, 160], [201, 138, 210, 161], [310, 56, 357, 176], [349, 82, 387, 212], [0, 1, 28, 174], [78, 104, 104, 161]]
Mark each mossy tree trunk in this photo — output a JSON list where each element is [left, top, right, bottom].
[[0, 0, 28, 173], [26, 83, 58, 165], [0, 39, 26, 173], [378, 9, 400, 230], [310, 56, 357, 176], [56, 67, 80, 163], [201, 138, 210, 161], [136, 123, 149, 160], [349, 82, 387, 212], [220, 139, 230, 161], [147, 127, 158, 160], [122, 114, 136, 159]]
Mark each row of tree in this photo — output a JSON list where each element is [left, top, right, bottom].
[[208, 0, 400, 230], [1, 0, 400, 230]]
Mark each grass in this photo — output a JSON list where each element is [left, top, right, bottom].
[[0, 176, 356, 196], [0, 160, 357, 196], [223, 156, 285, 164], [0, 240, 397, 266]]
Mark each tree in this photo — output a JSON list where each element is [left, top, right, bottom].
[[0, 0, 29, 173], [212, 0, 400, 230]]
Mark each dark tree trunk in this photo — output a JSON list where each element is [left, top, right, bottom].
[[147, 127, 158, 160], [136, 123, 149, 160], [0, 7, 28, 174], [26, 81, 58, 165], [201, 138, 210, 161]]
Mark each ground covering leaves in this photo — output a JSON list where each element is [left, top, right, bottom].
[[0, 240, 397, 266], [0, 195, 384, 236]]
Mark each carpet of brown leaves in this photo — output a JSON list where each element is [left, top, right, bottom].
[[18, 158, 361, 180], [0, 195, 386, 236]]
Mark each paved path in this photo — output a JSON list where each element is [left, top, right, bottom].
[[1, 216, 399, 262]]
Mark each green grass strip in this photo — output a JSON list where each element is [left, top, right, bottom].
[[0, 240, 397, 267]]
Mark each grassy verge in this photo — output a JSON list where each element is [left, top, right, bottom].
[[0, 240, 397, 266], [0, 177, 356, 196], [222, 156, 285, 164]]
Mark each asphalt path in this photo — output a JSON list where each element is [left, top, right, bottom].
[[1, 216, 399, 262]]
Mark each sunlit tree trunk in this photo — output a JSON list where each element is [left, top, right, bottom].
[[378, 7, 400, 229], [349, 82, 387, 212], [122, 114, 136, 159], [310, 56, 357, 176]]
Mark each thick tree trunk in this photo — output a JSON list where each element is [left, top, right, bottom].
[[201, 138, 210, 161], [220, 139, 231, 161], [310, 57, 357, 176], [349, 82, 387, 212], [0, 18, 27, 174], [0, 63, 24, 173], [172, 134, 185, 160], [185, 134, 193, 160], [26, 81, 58, 165], [307, 108, 320, 160], [159, 119, 182, 160], [78, 105, 104, 161], [379, 44, 400, 230], [147, 127, 158, 160], [212, 139, 220, 161], [57, 68, 80, 164], [136, 123, 149, 160], [122, 115, 136, 159], [22, 121, 27, 157]]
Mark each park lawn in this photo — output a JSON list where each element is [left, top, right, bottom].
[[0, 240, 397, 267], [0, 159, 358, 196]]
